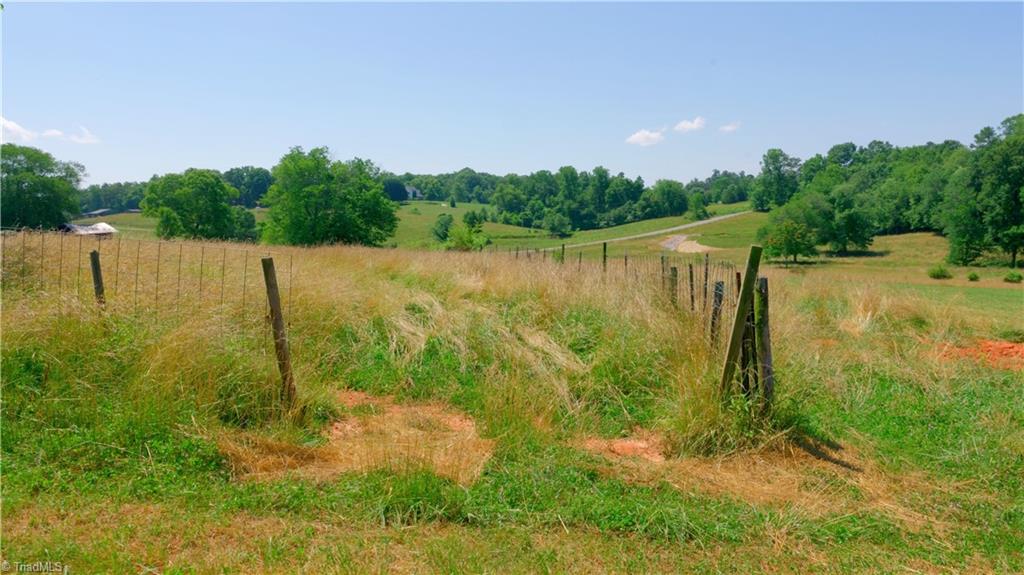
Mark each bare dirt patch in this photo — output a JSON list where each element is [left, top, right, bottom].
[[660, 234, 715, 254], [940, 339, 1024, 370], [578, 431, 945, 531], [220, 391, 494, 485]]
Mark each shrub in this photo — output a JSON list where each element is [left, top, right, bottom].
[[1004, 271, 1023, 284], [927, 264, 952, 280], [967, 272, 980, 282]]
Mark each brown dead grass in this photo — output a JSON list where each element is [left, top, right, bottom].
[[579, 430, 947, 533], [220, 390, 494, 485]]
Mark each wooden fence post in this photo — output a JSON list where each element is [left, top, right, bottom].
[[703, 254, 710, 310], [561, 243, 566, 263], [602, 242, 608, 272], [755, 277, 774, 411], [89, 250, 105, 306], [709, 280, 725, 342], [669, 266, 678, 307], [688, 263, 695, 312], [719, 245, 762, 398], [577, 251, 582, 270], [261, 257, 296, 409]]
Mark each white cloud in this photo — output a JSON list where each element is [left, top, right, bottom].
[[674, 116, 706, 133], [719, 121, 741, 133], [1, 117, 37, 142], [1, 117, 99, 145], [625, 128, 665, 147], [68, 126, 100, 145]]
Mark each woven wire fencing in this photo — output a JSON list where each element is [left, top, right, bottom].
[[0, 230, 297, 322]]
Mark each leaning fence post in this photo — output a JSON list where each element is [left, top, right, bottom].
[[755, 277, 774, 411], [261, 257, 296, 409], [669, 266, 678, 307], [89, 250, 105, 306], [709, 280, 725, 342], [720, 245, 763, 399]]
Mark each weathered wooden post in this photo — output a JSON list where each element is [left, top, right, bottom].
[[261, 257, 296, 409], [89, 250, 105, 306], [688, 263, 696, 312], [703, 253, 710, 310], [515, 246, 519, 259], [602, 242, 608, 273], [577, 251, 582, 270], [560, 243, 566, 264], [669, 266, 678, 307], [720, 245, 762, 398], [755, 277, 774, 411], [709, 280, 725, 342]]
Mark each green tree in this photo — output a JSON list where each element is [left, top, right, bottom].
[[760, 220, 817, 263], [752, 149, 801, 211], [432, 213, 454, 242], [445, 223, 488, 251], [141, 169, 247, 240], [974, 117, 1024, 266], [463, 209, 483, 230], [222, 166, 272, 208], [542, 210, 571, 237], [383, 177, 408, 202], [689, 191, 709, 220], [0, 144, 84, 229], [262, 147, 398, 246]]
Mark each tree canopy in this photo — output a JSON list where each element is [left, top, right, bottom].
[[141, 168, 255, 241], [1, 144, 85, 229], [222, 166, 273, 208], [262, 147, 398, 246]]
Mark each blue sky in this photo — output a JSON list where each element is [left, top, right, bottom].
[[2, 2, 1022, 186]]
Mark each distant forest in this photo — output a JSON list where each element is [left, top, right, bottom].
[[2, 114, 1020, 265]]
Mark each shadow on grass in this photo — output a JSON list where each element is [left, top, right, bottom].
[[791, 434, 863, 472]]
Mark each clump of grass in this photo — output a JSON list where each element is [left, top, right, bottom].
[[967, 271, 980, 282], [1004, 271, 1023, 283], [927, 264, 952, 280]]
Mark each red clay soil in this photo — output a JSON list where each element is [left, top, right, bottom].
[[942, 339, 1024, 370]]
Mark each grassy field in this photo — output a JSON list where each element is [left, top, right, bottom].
[[1, 224, 1022, 573], [75, 201, 749, 250]]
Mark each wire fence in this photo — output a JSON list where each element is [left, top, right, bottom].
[[1, 230, 771, 407], [494, 241, 748, 346], [0, 230, 296, 323]]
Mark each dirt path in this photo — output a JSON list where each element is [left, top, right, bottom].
[[545, 210, 749, 251], [660, 234, 716, 253]]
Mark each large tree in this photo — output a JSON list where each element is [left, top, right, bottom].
[[262, 147, 398, 246], [752, 149, 801, 211], [222, 166, 273, 208], [1, 144, 84, 229], [974, 116, 1024, 266], [141, 168, 252, 240]]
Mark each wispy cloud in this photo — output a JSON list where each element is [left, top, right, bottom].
[[674, 116, 706, 133], [719, 121, 741, 133], [68, 126, 100, 145], [625, 128, 665, 147], [1, 117, 37, 142], [0, 116, 99, 145]]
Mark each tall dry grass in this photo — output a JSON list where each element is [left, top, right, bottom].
[[4, 231, 996, 456]]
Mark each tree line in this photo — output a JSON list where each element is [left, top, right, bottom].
[[2, 114, 1020, 264], [399, 167, 751, 237], [756, 114, 1023, 267]]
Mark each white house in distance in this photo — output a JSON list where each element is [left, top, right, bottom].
[[58, 222, 118, 239]]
